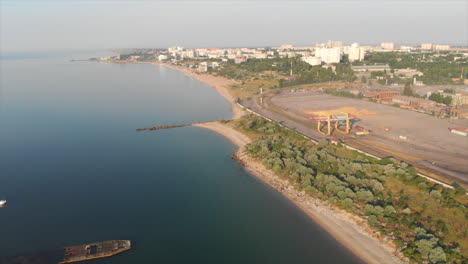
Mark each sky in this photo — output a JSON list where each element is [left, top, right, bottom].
[[1, 0, 467, 53]]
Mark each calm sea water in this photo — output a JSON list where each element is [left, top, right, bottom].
[[0, 51, 360, 264]]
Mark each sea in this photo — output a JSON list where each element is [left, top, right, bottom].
[[0, 50, 360, 264]]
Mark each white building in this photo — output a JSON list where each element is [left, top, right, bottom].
[[315, 48, 342, 64], [278, 44, 294, 50], [301, 56, 322, 66], [181, 50, 196, 59], [250, 53, 267, 59], [421, 43, 434, 50], [198, 62, 209, 72], [381, 42, 395, 50], [435, 45, 450, 51], [296, 51, 311, 57], [234, 55, 247, 64], [208, 54, 220, 59], [399, 46, 415, 52], [348, 43, 365, 62], [326, 40, 344, 48], [168, 46, 184, 53], [158, 54, 168, 61]]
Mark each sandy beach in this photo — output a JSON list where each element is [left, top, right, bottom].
[[161, 62, 405, 263]]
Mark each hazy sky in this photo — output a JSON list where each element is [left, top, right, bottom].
[[1, 0, 467, 53]]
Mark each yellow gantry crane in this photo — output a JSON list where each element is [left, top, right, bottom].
[[334, 112, 350, 134], [316, 115, 332, 136], [314, 112, 350, 136]]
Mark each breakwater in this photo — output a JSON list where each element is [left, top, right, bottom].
[[136, 124, 192, 131]]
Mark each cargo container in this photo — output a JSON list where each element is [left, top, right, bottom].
[[449, 127, 468, 136], [355, 131, 369, 136]]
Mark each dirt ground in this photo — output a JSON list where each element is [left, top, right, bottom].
[[262, 92, 468, 184]]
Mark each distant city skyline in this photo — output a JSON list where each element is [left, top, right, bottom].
[[1, 0, 467, 53]]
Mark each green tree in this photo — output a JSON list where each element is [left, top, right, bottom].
[[429, 92, 453, 105], [403, 81, 414, 96], [356, 189, 374, 202], [415, 238, 438, 258], [429, 247, 447, 263]]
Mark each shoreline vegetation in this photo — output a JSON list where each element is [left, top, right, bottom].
[[99, 59, 466, 263]]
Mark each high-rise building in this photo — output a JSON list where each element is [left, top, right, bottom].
[[435, 45, 450, 51], [326, 40, 344, 48], [315, 48, 342, 64], [348, 43, 366, 62], [421, 43, 434, 50], [381, 42, 395, 50]]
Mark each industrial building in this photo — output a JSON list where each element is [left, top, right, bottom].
[[363, 90, 401, 101], [351, 65, 391, 72], [449, 127, 468, 136], [450, 108, 468, 119], [392, 96, 437, 110], [394, 68, 423, 78]]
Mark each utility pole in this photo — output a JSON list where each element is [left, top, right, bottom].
[[260, 88, 263, 106]]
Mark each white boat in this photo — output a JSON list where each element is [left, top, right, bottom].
[[0, 200, 6, 207]]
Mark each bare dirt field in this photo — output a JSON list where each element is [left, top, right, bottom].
[[250, 92, 468, 185]]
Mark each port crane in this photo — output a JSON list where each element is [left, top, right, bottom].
[[310, 112, 352, 136]]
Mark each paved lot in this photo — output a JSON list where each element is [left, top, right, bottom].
[[244, 92, 468, 185]]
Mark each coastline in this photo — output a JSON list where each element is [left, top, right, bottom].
[[161, 62, 404, 263], [155, 62, 245, 119], [193, 122, 403, 264]]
